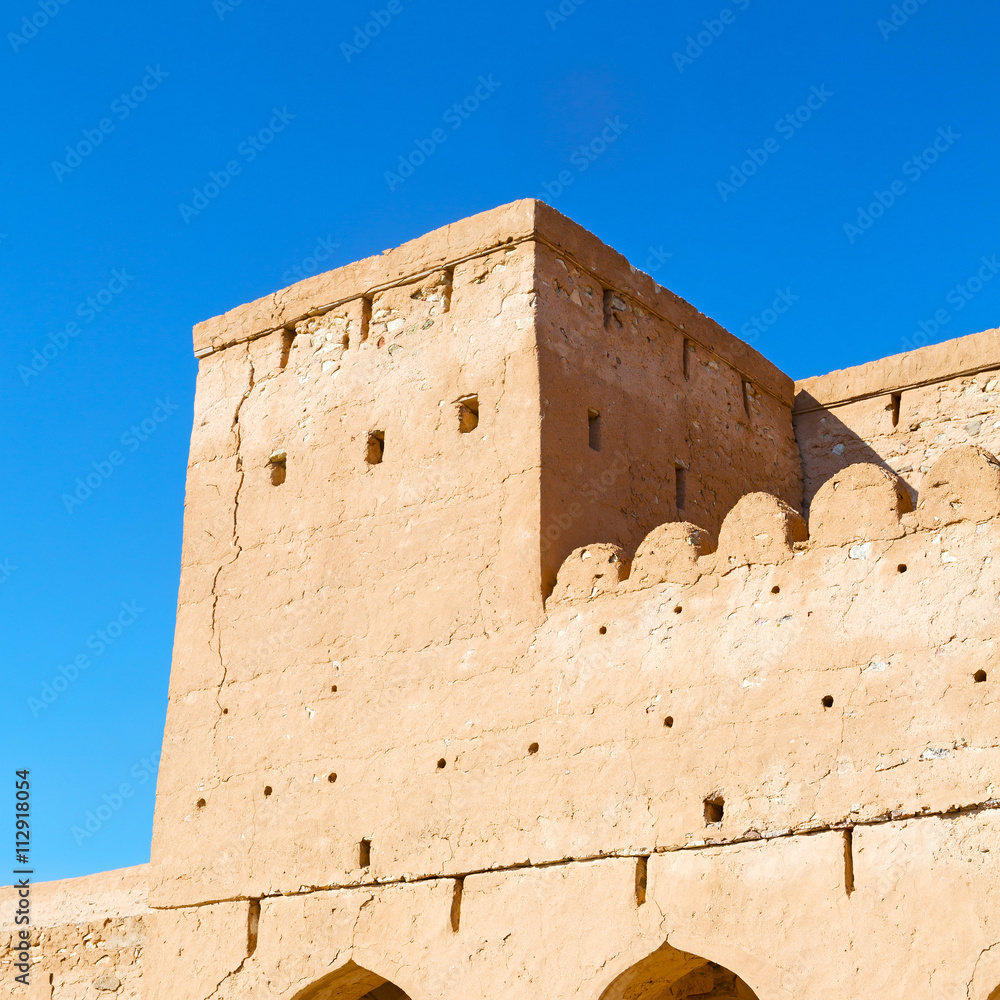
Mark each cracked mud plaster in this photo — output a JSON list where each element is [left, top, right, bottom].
[[13, 204, 1000, 1000]]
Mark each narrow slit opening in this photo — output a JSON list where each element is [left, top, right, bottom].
[[359, 295, 373, 343], [450, 877, 464, 932], [891, 392, 902, 428], [247, 899, 261, 957], [844, 828, 855, 895], [683, 338, 692, 381], [675, 465, 686, 511], [742, 380, 752, 417], [359, 839, 372, 868], [279, 330, 295, 369], [588, 408, 602, 452], [635, 856, 648, 905]]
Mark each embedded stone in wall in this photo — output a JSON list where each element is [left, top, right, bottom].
[[809, 462, 913, 546], [717, 492, 807, 569], [629, 521, 712, 589], [549, 543, 627, 604], [918, 444, 1000, 528]]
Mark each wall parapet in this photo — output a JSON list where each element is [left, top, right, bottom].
[[193, 200, 793, 406], [549, 444, 1000, 601], [795, 325, 1000, 412]]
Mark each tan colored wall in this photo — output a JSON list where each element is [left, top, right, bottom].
[[535, 243, 800, 590], [795, 325, 1000, 508], [0, 865, 147, 997], [142, 815, 1000, 999], [19, 205, 1000, 1000], [149, 201, 801, 910]]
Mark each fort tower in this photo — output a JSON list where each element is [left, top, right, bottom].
[[5, 201, 1000, 1000]]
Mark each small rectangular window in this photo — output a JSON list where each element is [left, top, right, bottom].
[[588, 408, 602, 451], [359, 839, 371, 868], [366, 431, 384, 465], [742, 380, 752, 417], [891, 392, 901, 428], [269, 451, 287, 487], [675, 465, 686, 510], [457, 394, 479, 433]]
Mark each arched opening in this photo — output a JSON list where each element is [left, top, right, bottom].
[[289, 961, 413, 1000], [598, 939, 759, 1000]]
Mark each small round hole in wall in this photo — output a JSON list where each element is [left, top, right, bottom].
[[263, 786, 272, 798], [771, 586, 780, 594], [437, 758, 447, 769], [196, 798, 206, 809], [897, 564, 908, 574], [822, 695, 834, 709], [331, 685, 338, 693], [528, 742, 539, 755], [599, 626, 607, 635], [974, 670, 987, 683], [664, 716, 674, 728], [222, 708, 228, 715], [327, 773, 337, 783], [673, 606, 682, 615]]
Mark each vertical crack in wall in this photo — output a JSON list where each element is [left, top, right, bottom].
[[210, 352, 256, 729]]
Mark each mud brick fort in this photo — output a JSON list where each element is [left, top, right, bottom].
[[5, 200, 1000, 999]]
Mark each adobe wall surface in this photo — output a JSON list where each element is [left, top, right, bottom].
[[535, 244, 800, 589], [141, 818, 1000, 1000], [0, 865, 147, 997], [149, 202, 800, 911], [13, 204, 1000, 1000], [795, 325, 1000, 508]]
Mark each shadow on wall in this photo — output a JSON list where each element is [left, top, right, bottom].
[[287, 946, 759, 1000], [597, 939, 760, 1000], [290, 963, 411, 1000], [794, 390, 913, 513]]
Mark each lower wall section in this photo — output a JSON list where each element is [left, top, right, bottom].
[[136, 812, 1000, 1000], [5, 817, 999, 998], [0, 865, 148, 998]]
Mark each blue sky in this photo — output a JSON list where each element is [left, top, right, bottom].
[[2, 0, 999, 883]]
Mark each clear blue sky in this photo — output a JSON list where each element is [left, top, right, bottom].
[[2, 0, 998, 883]]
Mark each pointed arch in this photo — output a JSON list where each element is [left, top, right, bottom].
[[597, 939, 760, 1000], [289, 961, 413, 1000]]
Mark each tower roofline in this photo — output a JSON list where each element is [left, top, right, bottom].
[[193, 199, 794, 405]]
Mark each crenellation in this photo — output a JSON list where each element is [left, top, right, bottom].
[[19, 202, 1000, 999]]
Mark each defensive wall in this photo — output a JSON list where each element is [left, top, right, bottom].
[[6, 201, 1000, 1000]]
